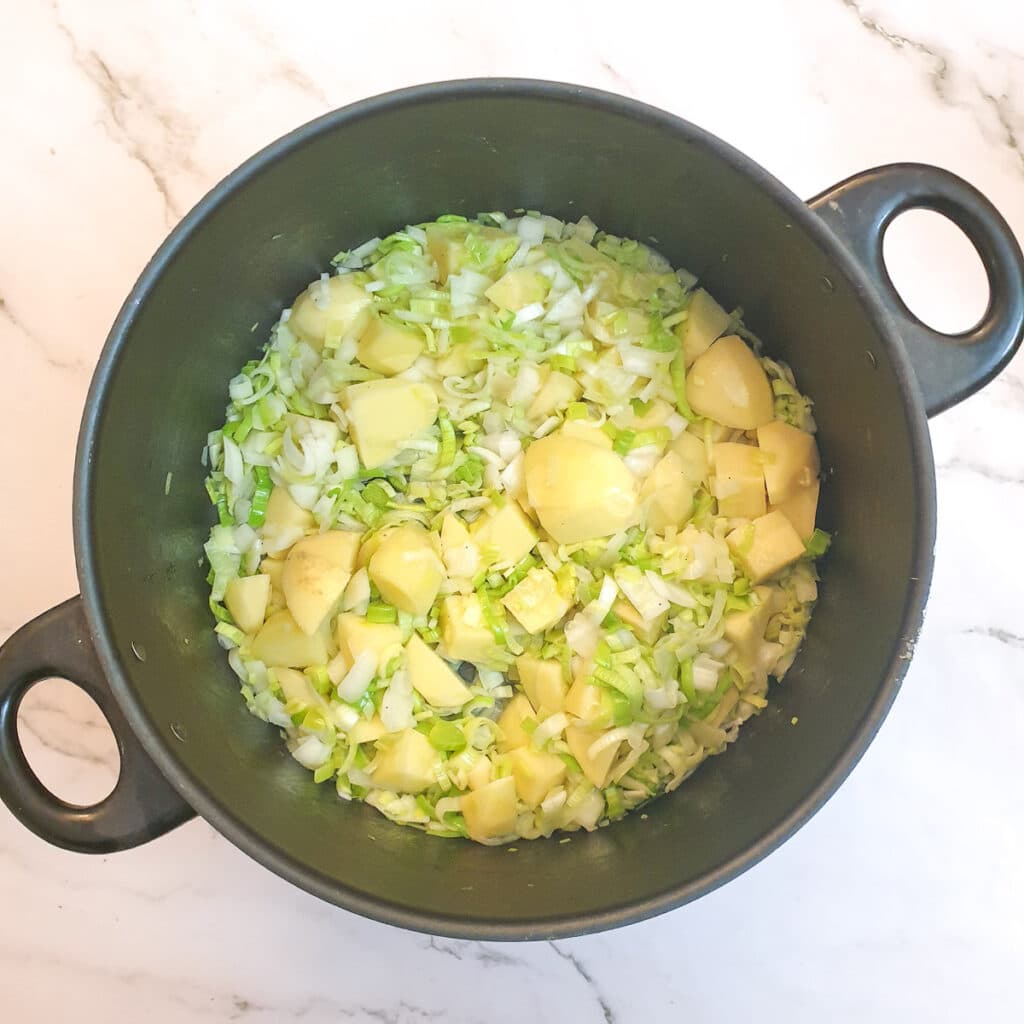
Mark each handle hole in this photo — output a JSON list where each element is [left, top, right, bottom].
[[17, 678, 121, 807], [882, 209, 990, 335]]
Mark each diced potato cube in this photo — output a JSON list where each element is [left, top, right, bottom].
[[342, 378, 438, 468], [772, 479, 820, 541], [326, 649, 351, 685], [371, 729, 437, 794], [435, 341, 484, 377], [251, 610, 332, 668], [508, 748, 567, 807], [335, 613, 403, 671], [259, 557, 286, 613], [669, 430, 710, 486], [524, 435, 638, 545], [439, 595, 500, 664], [501, 568, 571, 635], [282, 530, 361, 635], [470, 502, 538, 568], [564, 676, 607, 723], [565, 724, 622, 789], [559, 420, 613, 450], [261, 487, 314, 556], [289, 276, 372, 350], [272, 667, 326, 709], [640, 451, 695, 533], [612, 598, 668, 645], [485, 268, 548, 311], [348, 715, 387, 745], [723, 586, 780, 668], [686, 335, 773, 429], [406, 634, 472, 707], [674, 288, 730, 366], [497, 693, 537, 752], [527, 370, 581, 420], [461, 776, 517, 842], [727, 511, 806, 583], [515, 654, 567, 714], [622, 398, 673, 432], [712, 442, 767, 519], [356, 317, 424, 375], [756, 420, 820, 505], [368, 524, 443, 617], [440, 513, 480, 579], [224, 574, 271, 635], [425, 224, 506, 283], [467, 754, 493, 791]]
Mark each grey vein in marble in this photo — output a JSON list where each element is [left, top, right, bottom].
[[965, 626, 1024, 650], [548, 942, 615, 1024], [0, 295, 90, 373], [839, 0, 1024, 176], [426, 936, 528, 968], [49, 1, 199, 224], [936, 456, 1023, 487]]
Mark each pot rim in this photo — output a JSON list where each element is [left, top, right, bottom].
[[72, 77, 936, 940]]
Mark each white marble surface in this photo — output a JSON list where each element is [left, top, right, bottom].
[[2, 0, 1023, 1019]]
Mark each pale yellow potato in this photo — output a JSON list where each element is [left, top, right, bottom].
[[508, 748, 567, 807], [712, 442, 767, 520], [501, 567, 571, 635], [371, 729, 437, 794], [405, 634, 472, 707], [467, 754, 493, 791], [674, 287, 730, 367], [251, 610, 332, 668], [289, 276, 372, 350], [368, 523, 443, 617], [424, 223, 505, 283], [524, 434, 638, 545], [563, 676, 607, 723], [282, 531, 361, 635], [261, 487, 314, 556], [356, 317, 424, 375], [348, 715, 388, 745], [723, 586, 780, 668], [669, 430, 710, 486], [620, 398, 673, 432], [435, 341, 484, 377], [727, 510, 806, 583], [756, 420, 820, 505], [461, 776, 517, 841], [470, 502, 538, 568], [686, 335, 773, 429], [515, 654, 567, 714], [272, 667, 326, 709], [497, 693, 538, 752], [527, 370, 581, 420], [565, 724, 622, 789], [771, 479, 820, 541], [484, 268, 548, 311], [640, 451, 695, 533], [342, 378, 438, 468], [439, 594, 500, 664], [558, 419, 613, 450], [335, 613, 403, 670], [224, 574, 271, 635], [613, 598, 668, 645], [439, 513, 480, 579]]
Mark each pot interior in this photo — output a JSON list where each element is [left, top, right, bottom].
[[80, 84, 929, 936]]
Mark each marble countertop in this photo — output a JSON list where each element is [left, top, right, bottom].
[[2, 0, 1022, 1019]]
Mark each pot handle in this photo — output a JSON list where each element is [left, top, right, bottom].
[[0, 596, 195, 852], [809, 162, 1024, 416]]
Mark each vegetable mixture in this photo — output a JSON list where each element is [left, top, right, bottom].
[[203, 212, 829, 844]]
